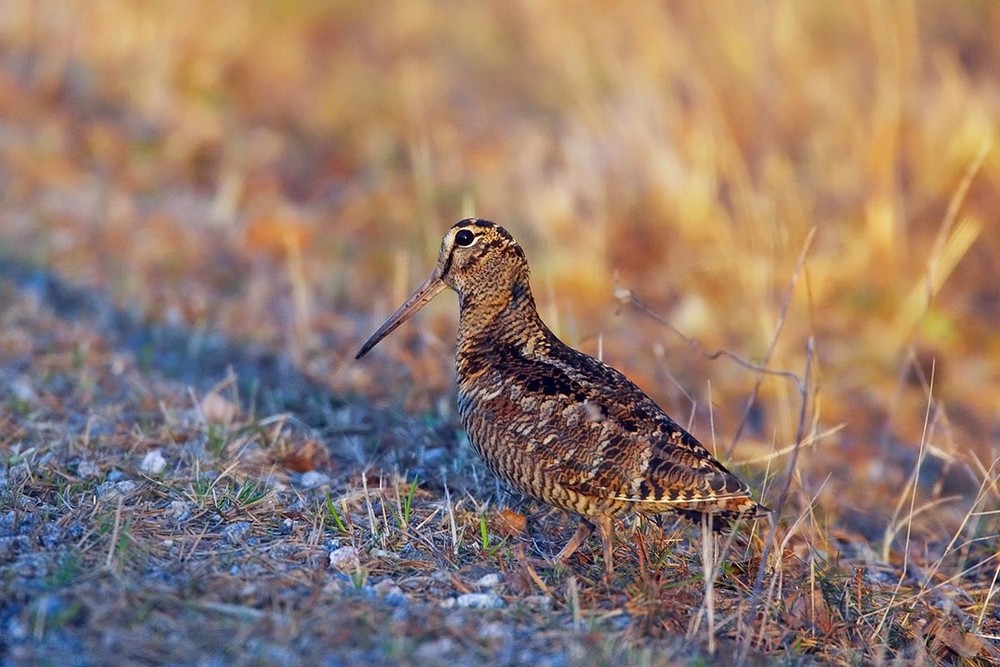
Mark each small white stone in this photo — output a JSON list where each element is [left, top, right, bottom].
[[521, 595, 552, 610], [96, 480, 135, 498], [414, 637, 454, 662], [373, 579, 406, 603], [168, 500, 191, 521], [300, 471, 330, 489], [328, 545, 360, 573], [478, 622, 507, 640], [77, 460, 101, 479], [455, 592, 504, 609], [474, 573, 501, 588], [10, 377, 36, 402], [221, 521, 251, 543], [140, 449, 166, 474]]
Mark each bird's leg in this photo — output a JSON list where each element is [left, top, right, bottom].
[[594, 515, 615, 579], [554, 519, 594, 566]]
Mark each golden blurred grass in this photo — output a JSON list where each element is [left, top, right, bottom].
[[5, 0, 998, 442], [1, 1, 999, 662]]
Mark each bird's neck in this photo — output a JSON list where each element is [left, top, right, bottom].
[[456, 278, 548, 351]]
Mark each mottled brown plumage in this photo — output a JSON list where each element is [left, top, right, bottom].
[[356, 219, 767, 575]]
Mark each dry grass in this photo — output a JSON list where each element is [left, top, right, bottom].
[[1, 1, 999, 664]]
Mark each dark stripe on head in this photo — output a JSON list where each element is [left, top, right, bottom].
[[452, 218, 494, 229], [440, 243, 456, 277]]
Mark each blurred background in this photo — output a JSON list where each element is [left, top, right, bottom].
[[1, 1, 998, 524]]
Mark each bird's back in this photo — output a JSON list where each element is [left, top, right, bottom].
[[457, 322, 762, 523]]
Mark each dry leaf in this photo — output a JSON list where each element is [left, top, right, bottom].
[[494, 508, 527, 537], [280, 439, 329, 473], [200, 391, 239, 424], [924, 619, 1000, 661]]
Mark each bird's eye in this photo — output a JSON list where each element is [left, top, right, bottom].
[[455, 229, 475, 247]]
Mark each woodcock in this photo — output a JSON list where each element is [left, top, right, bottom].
[[356, 219, 767, 575]]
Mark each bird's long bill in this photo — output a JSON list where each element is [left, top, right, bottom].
[[355, 271, 447, 359]]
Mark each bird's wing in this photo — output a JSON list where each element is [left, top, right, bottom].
[[534, 343, 757, 510]]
